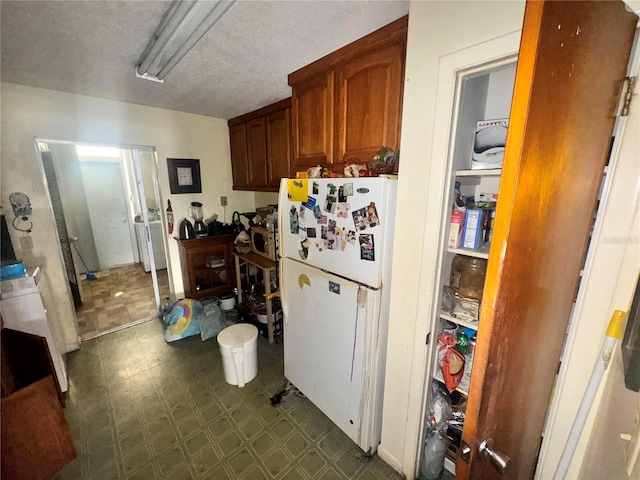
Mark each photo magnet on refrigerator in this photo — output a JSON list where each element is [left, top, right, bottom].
[[312, 182, 319, 194], [289, 206, 299, 234], [329, 281, 340, 294], [336, 203, 350, 219], [298, 238, 310, 260], [344, 183, 354, 197], [352, 202, 380, 231], [324, 193, 337, 214], [302, 197, 317, 210], [338, 186, 347, 203], [359, 234, 375, 261]]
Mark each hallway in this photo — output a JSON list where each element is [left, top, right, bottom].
[[75, 263, 170, 339]]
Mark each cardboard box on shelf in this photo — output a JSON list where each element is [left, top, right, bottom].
[[462, 208, 493, 250], [449, 210, 465, 248]]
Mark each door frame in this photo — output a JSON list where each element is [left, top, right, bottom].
[[399, 32, 523, 480], [35, 138, 173, 324]]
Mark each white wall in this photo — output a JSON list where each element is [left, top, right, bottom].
[[0, 82, 256, 352], [379, 1, 526, 475]]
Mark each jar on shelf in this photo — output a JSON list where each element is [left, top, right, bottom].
[[450, 255, 488, 300]]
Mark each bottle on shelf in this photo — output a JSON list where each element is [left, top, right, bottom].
[[166, 199, 174, 235]]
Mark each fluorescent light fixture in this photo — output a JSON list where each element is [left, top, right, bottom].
[[136, 0, 235, 83]]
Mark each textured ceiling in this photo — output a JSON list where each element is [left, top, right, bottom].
[[1, 0, 409, 119]]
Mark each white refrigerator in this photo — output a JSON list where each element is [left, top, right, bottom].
[[277, 177, 397, 454]]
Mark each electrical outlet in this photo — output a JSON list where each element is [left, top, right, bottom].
[[20, 235, 34, 250], [221, 196, 228, 207]]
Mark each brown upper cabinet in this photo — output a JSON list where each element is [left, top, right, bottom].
[[228, 98, 292, 192], [288, 16, 408, 175]]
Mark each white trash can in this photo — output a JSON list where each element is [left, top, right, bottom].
[[218, 323, 258, 387]]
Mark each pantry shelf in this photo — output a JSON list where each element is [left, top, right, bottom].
[[440, 312, 479, 331], [455, 168, 502, 177], [447, 245, 490, 259]]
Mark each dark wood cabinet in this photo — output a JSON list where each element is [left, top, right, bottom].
[[288, 16, 407, 176], [290, 71, 334, 168], [266, 107, 292, 188], [229, 98, 291, 192], [334, 40, 404, 165], [229, 124, 250, 189], [175, 235, 236, 299]]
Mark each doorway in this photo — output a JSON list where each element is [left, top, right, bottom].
[[37, 141, 171, 340]]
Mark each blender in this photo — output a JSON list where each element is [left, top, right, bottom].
[[189, 202, 207, 237]]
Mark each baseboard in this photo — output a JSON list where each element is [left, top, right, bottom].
[[377, 444, 404, 476]]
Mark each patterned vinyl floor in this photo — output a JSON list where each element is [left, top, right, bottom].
[[54, 319, 404, 480], [75, 264, 170, 340]]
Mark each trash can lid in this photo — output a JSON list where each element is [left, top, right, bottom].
[[218, 323, 258, 348]]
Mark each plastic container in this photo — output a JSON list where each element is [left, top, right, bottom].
[[219, 292, 236, 310], [218, 324, 258, 387], [450, 255, 488, 300]]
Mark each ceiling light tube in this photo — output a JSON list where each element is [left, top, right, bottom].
[[136, 0, 235, 82]]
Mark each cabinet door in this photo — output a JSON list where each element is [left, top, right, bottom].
[[334, 41, 405, 165], [266, 107, 291, 188], [229, 124, 249, 189], [291, 71, 334, 170], [246, 117, 268, 187], [459, 1, 636, 479]]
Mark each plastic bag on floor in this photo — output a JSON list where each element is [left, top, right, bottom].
[[198, 298, 235, 341], [163, 298, 203, 342]]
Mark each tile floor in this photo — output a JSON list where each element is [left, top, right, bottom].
[[55, 319, 404, 480], [75, 264, 170, 340]]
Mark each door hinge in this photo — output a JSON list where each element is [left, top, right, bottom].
[[620, 76, 636, 117], [426, 332, 431, 345]]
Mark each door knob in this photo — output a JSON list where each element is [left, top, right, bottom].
[[479, 439, 512, 475]]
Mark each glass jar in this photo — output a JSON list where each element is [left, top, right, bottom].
[[450, 255, 488, 300]]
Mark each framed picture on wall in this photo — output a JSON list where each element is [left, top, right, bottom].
[[167, 158, 201, 194]]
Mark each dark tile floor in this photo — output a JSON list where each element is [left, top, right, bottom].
[[55, 319, 403, 480], [75, 264, 170, 340]]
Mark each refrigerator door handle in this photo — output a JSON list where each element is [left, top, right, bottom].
[[278, 257, 288, 324]]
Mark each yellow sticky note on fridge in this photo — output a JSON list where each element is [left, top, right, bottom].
[[287, 179, 308, 202]]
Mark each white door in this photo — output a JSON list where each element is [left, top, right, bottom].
[[281, 257, 382, 452], [278, 177, 397, 289], [81, 161, 134, 269]]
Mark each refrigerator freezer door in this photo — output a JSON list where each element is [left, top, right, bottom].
[[278, 178, 397, 289], [281, 257, 383, 452]]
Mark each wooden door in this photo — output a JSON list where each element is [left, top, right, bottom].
[[459, 1, 637, 479], [266, 107, 291, 188], [246, 117, 268, 187], [334, 41, 405, 165], [229, 123, 249, 189], [290, 70, 334, 170]]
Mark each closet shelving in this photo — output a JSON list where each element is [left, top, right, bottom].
[[420, 57, 517, 476]]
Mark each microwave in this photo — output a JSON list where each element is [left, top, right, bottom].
[[250, 227, 276, 261]]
